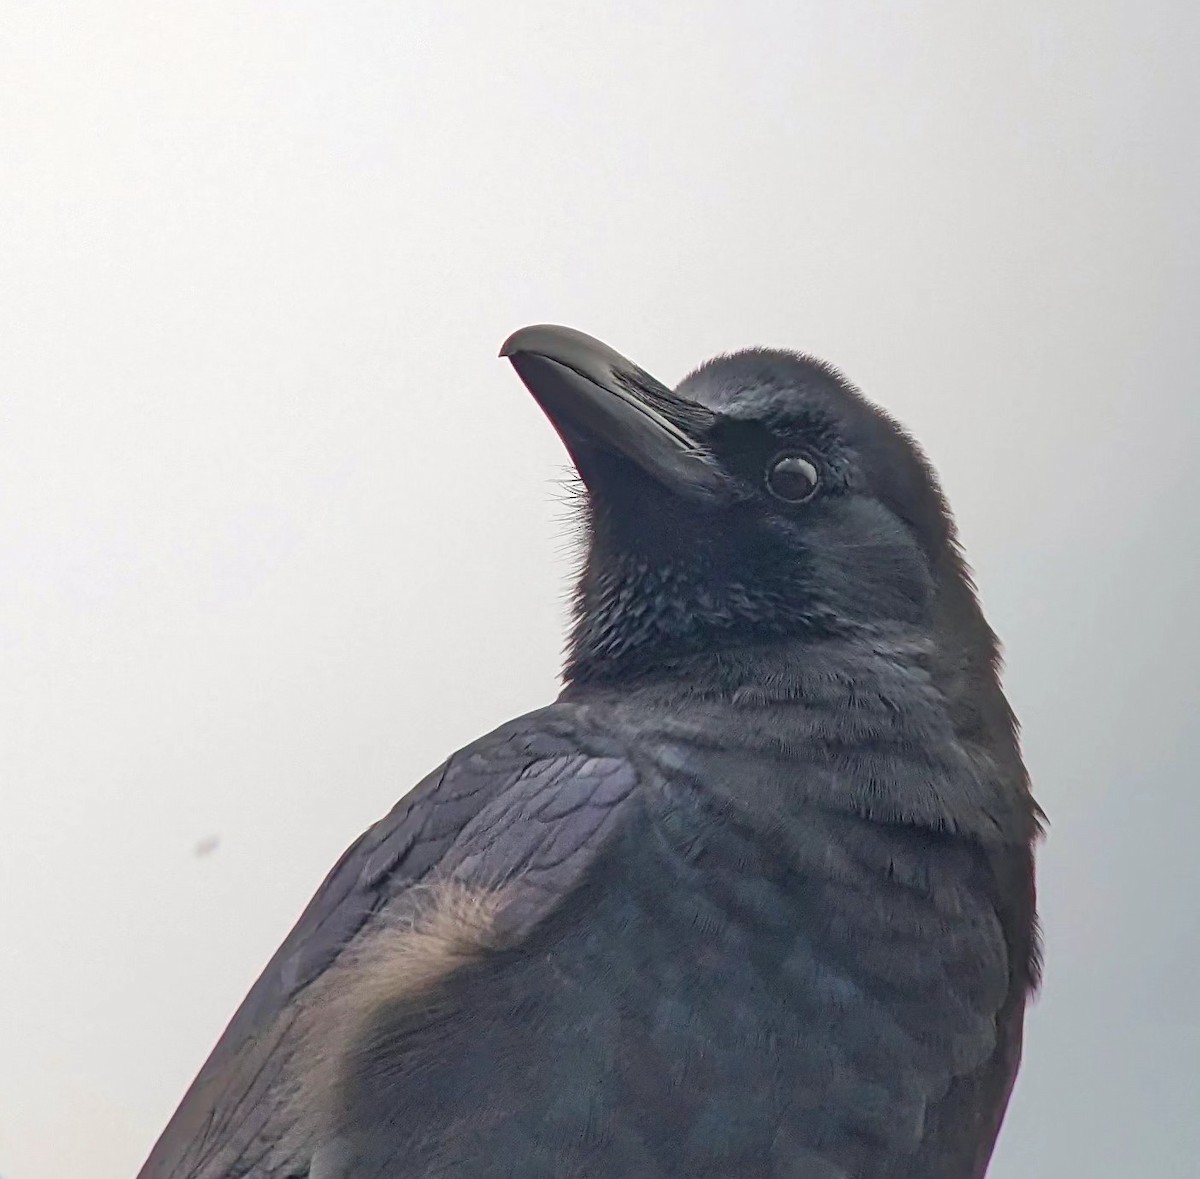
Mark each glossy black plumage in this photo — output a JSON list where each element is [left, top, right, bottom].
[[139, 327, 1040, 1179]]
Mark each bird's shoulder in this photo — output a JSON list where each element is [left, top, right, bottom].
[[232, 704, 637, 1049], [137, 702, 640, 1179]]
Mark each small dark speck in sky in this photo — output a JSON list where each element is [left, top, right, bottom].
[[193, 834, 221, 858]]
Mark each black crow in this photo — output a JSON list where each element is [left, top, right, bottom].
[[138, 325, 1041, 1179]]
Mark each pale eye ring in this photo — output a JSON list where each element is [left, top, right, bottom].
[[766, 453, 820, 503]]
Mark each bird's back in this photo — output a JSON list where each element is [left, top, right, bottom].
[[343, 800, 1023, 1178], [323, 658, 1034, 1178], [139, 678, 1032, 1179]]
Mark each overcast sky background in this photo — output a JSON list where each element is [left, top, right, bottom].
[[1, 3, 1197, 1176]]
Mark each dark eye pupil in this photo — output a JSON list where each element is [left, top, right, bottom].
[[767, 455, 819, 502]]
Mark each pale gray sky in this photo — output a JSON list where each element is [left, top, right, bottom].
[[1, 3, 1197, 1176]]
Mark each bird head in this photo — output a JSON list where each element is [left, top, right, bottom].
[[503, 325, 995, 693]]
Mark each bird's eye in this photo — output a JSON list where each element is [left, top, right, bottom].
[[766, 454, 820, 503]]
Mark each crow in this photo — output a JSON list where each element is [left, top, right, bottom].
[[138, 325, 1041, 1179]]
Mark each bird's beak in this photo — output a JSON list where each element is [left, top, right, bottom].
[[501, 324, 726, 498]]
